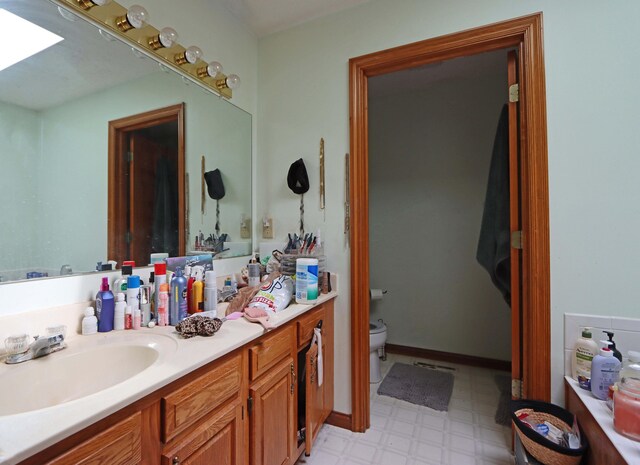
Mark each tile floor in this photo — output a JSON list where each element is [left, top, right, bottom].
[[297, 353, 514, 465]]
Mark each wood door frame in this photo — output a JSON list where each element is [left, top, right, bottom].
[[108, 103, 185, 263], [349, 13, 549, 432]]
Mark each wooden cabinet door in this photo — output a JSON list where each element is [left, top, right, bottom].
[[249, 358, 295, 465], [304, 343, 324, 455], [161, 401, 244, 465], [46, 412, 142, 465]]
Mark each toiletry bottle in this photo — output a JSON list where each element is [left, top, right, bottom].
[[248, 259, 260, 287], [126, 275, 141, 314], [185, 265, 195, 314], [140, 284, 152, 327], [603, 331, 623, 363], [114, 293, 126, 330], [133, 308, 141, 330], [204, 269, 218, 316], [125, 305, 133, 330], [170, 267, 188, 325], [82, 307, 98, 335], [572, 327, 599, 389], [113, 265, 133, 295], [157, 283, 169, 326], [191, 267, 204, 313], [96, 277, 115, 332], [154, 262, 167, 320], [591, 341, 622, 400]]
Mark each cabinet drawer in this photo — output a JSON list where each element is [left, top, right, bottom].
[[47, 412, 141, 465], [297, 305, 325, 348], [162, 352, 242, 443], [249, 325, 294, 382]]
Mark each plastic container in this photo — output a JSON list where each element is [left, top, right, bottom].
[[82, 307, 98, 335], [96, 277, 114, 333], [204, 270, 217, 315], [296, 258, 319, 304], [114, 293, 126, 330], [590, 342, 621, 400], [157, 283, 169, 326], [170, 267, 187, 325], [126, 275, 141, 314], [572, 327, 598, 390], [614, 365, 640, 441]]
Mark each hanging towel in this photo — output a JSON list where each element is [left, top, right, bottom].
[[476, 104, 511, 305], [311, 327, 323, 386]]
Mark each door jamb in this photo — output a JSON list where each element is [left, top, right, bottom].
[[108, 103, 186, 263], [348, 13, 549, 432]]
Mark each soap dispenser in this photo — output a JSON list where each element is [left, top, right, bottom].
[[603, 331, 623, 363]]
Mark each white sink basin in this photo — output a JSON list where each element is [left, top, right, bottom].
[[0, 332, 177, 415]]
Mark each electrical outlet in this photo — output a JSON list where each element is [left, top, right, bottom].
[[240, 217, 251, 239], [262, 218, 273, 239]]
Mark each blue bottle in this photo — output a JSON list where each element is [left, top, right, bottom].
[[96, 277, 115, 332], [170, 267, 188, 325], [591, 341, 621, 400]]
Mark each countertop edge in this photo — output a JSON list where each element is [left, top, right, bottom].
[[565, 376, 640, 464]]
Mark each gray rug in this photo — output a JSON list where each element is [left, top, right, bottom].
[[494, 374, 511, 426], [377, 362, 454, 411]]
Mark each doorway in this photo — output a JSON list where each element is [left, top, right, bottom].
[[108, 103, 185, 267], [349, 14, 549, 432]]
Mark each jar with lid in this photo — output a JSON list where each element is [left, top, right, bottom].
[[613, 363, 640, 441]]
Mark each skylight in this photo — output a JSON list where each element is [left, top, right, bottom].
[[0, 9, 63, 72]]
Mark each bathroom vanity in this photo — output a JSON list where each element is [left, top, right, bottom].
[[1, 294, 336, 465]]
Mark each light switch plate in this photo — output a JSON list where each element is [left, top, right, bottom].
[[262, 218, 273, 239], [240, 218, 251, 239]]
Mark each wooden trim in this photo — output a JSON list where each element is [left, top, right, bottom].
[[349, 13, 550, 432], [108, 103, 186, 264], [385, 344, 511, 373], [325, 411, 353, 431]]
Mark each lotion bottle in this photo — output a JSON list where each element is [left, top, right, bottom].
[[191, 266, 204, 313], [591, 341, 621, 400], [82, 307, 98, 335], [572, 327, 598, 389]]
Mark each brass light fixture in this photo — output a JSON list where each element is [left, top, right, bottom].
[[216, 74, 241, 91], [175, 45, 202, 65], [76, 0, 111, 10], [148, 27, 178, 50], [197, 61, 223, 79], [59, 0, 238, 99], [116, 4, 148, 32]]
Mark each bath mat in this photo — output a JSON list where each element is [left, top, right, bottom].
[[377, 362, 454, 411], [494, 373, 512, 426]]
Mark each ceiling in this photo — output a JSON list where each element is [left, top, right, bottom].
[[0, 0, 157, 110], [215, 0, 372, 37]]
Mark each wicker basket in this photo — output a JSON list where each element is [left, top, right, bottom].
[[511, 400, 587, 465]]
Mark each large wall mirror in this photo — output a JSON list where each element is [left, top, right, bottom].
[[0, 0, 252, 284]]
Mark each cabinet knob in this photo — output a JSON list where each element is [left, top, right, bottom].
[[172, 457, 180, 465]]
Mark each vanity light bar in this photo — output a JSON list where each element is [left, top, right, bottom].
[[57, 0, 235, 99]]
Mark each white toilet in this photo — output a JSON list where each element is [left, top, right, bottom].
[[369, 319, 387, 383]]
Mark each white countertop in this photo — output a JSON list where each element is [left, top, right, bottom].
[[565, 376, 640, 464], [0, 292, 336, 465]]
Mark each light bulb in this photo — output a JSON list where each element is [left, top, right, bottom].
[[158, 27, 178, 48], [207, 61, 223, 77], [75, 0, 110, 9], [92, 0, 111, 5], [198, 61, 223, 79], [184, 46, 203, 64], [226, 74, 240, 90], [126, 5, 148, 29]]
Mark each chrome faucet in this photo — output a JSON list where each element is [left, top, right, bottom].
[[5, 334, 65, 364]]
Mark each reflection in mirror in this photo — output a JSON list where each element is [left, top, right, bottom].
[[0, 0, 252, 284]]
